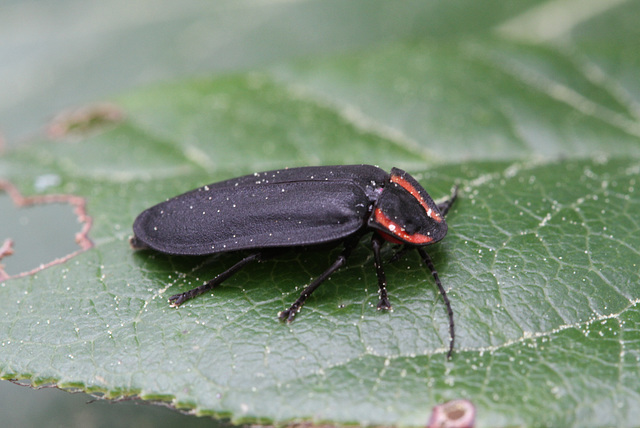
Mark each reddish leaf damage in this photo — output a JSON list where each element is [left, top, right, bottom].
[[0, 180, 93, 281]]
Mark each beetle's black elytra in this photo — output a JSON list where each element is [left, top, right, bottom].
[[131, 165, 458, 358]]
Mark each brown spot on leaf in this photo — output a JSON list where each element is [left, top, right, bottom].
[[428, 399, 475, 428], [46, 102, 124, 140]]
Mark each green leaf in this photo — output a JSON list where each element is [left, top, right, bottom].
[[2, 1, 640, 427]]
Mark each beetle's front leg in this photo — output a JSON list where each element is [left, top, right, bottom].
[[371, 234, 391, 310]]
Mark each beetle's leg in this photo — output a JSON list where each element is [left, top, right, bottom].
[[371, 234, 392, 310], [168, 252, 261, 307], [417, 247, 455, 360], [437, 185, 459, 217], [389, 245, 410, 263], [279, 242, 357, 323]]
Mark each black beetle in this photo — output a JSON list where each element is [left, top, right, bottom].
[[131, 165, 458, 357]]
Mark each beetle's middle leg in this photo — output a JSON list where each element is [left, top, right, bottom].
[[371, 234, 392, 310], [279, 240, 358, 323], [169, 252, 261, 307]]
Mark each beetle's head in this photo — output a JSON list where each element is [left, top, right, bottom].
[[368, 168, 448, 246]]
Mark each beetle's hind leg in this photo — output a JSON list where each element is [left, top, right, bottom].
[[279, 241, 358, 323], [169, 252, 261, 307]]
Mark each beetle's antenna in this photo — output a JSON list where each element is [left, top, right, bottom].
[[436, 185, 459, 217], [417, 247, 454, 360]]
